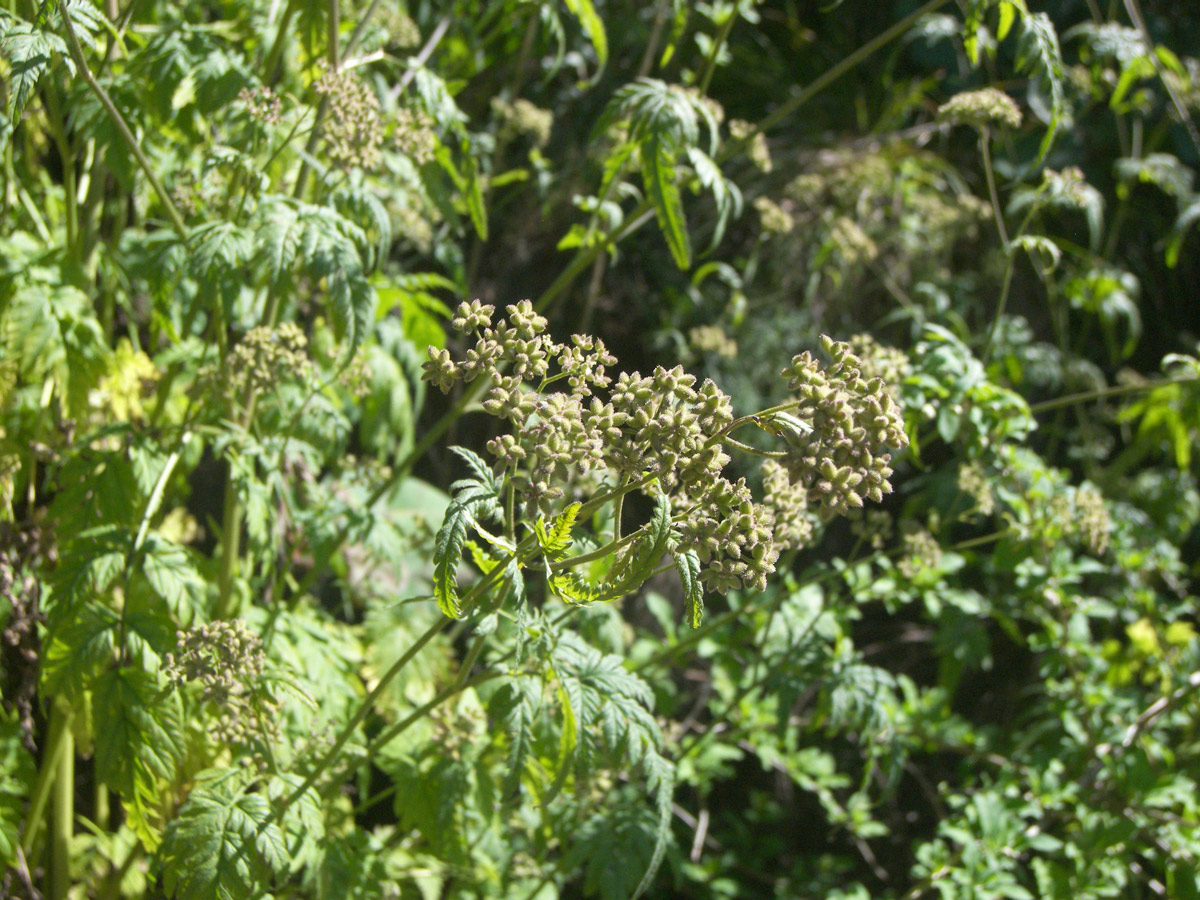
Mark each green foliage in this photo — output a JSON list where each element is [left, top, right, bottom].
[[159, 772, 288, 900], [0, 709, 33, 866]]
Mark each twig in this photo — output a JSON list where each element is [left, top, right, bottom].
[[57, 0, 187, 237]]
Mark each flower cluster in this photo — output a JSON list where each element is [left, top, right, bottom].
[[898, 525, 942, 579], [688, 324, 738, 358], [779, 336, 908, 520], [729, 119, 772, 172], [1071, 484, 1112, 556], [937, 88, 1023, 130], [387, 12, 421, 48], [847, 334, 911, 392], [424, 305, 905, 592], [217, 323, 312, 399], [491, 97, 554, 149], [753, 195, 794, 234], [827, 216, 878, 268], [395, 105, 438, 165], [957, 461, 996, 516], [314, 67, 384, 170], [164, 619, 281, 746], [238, 85, 282, 126]]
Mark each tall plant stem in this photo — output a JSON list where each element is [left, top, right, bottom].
[[20, 703, 74, 859], [698, 12, 736, 96], [327, 0, 339, 70], [637, 0, 671, 77], [50, 725, 74, 900], [216, 397, 258, 619], [981, 252, 1016, 367], [979, 130, 1009, 246], [277, 468, 661, 823], [1028, 374, 1196, 414], [263, 0, 298, 85], [58, 0, 187, 238], [977, 129, 1014, 367], [41, 84, 78, 254]]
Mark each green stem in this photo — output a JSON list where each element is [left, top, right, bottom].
[[57, 0, 187, 238], [979, 130, 1009, 246], [327, 0, 339, 69], [96, 842, 142, 900], [50, 724, 74, 900], [549, 527, 640, 572], [637, 0, 671, 78], [275, 615, 451, 819], [263, 0, 299, 85], [981, 251, 1016, 367], [20, 703, 74, 858], [1028, 374, 1196, 415], [698, 11, 736, 96], [41, 83, 77, 254], [215, 465, 243, 619], [722, 436, 788, 459]]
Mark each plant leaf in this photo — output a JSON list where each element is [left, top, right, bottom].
[[159, 771, 288, 900], [672, 548, 704, 628], [642, 135, 690, 269]]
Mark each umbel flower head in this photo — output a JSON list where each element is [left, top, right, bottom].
[[164, 620, 280, 746], [207, 323, 313, 400], [423, 304, 907, 593], [778, 335, 908, 520], [314, 66, 384, 170], [937, 88, 1023, 130]]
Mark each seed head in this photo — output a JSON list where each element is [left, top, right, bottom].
[[937, 88, 1022, 130]]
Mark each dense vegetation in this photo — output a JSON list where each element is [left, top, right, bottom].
[[2, 0, 1200, 897]]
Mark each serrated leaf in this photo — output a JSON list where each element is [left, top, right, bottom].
[[1009, 234, 1062, 274], [256, 200, 302, 285], [266, 773, 326, 874], [48, 525, 130, 614], [493, 677, 539, 805], [535, 503, 580, 560], [0, 23, 65, 126], [188, 221, 254, 283], [159, 772, 288, 900], [686, 146, 741, 253], [1016, 11, 1067, 121], [672, 548, 703, 628], [642, 135, 690, 269], [548, 494, 671, 605], [1115, 153, 1195, 198], [93, 667, 183, 795], [42, 600, 119, 698], [449, 445, 497, 493], [140, 533, 203, 619], [295, 204, 375, 356], [564, 0, 608, 78], [432, 502, 471, 618]]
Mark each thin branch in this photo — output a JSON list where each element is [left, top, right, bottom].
[[58, 0, 187, 237]]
